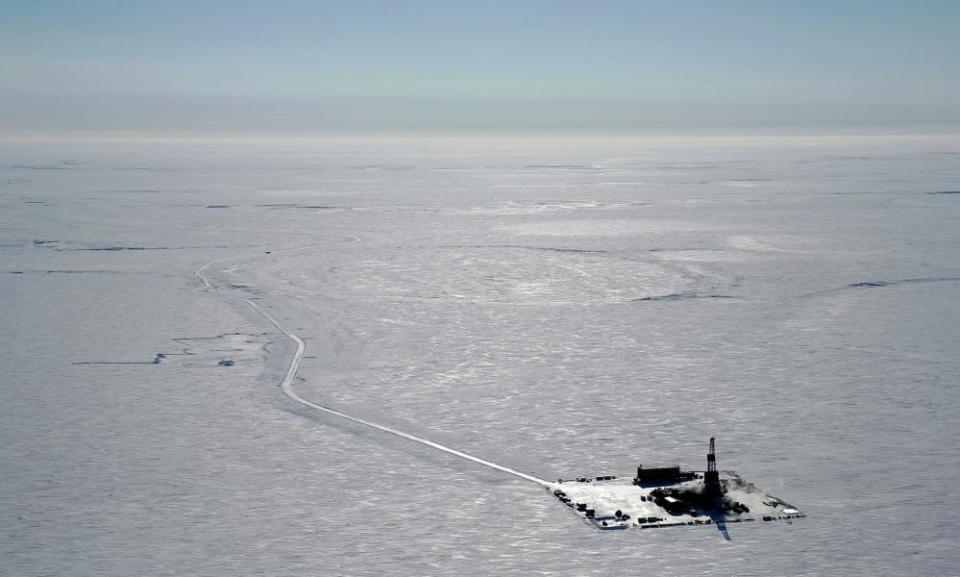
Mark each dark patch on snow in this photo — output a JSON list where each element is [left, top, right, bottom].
[[39, 270, 158, 275], [73, 361, 158, 365], [633, 292, 735, 302], [69, 246, 190, 251], [218, 359, 235, 367], [256, 203, 342, 210], [525, 164, 595, 170], [530, 246, 606, 254], [928, 190, 960, 195], [82, 246, 150, 251], [647, 247, 724, 253], [806, 276, 960, 297], [438, 244, 607, 255], [75, 353, 165, 366], [35, 240, 175, 252], [206, 204, 231, 209], [46, 270, 104, 274], [847, 277, 960, 289], [60, 244, 250, 252]]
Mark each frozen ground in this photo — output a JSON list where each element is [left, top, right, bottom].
[[1, 135, 959, 575]]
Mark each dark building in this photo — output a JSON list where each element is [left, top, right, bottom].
[[635, 465, 681, 484]]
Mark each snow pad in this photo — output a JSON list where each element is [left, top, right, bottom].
[[550, 472, 804, 531]]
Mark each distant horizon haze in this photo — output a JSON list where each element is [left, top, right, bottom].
[[2, 1, 958, 133]]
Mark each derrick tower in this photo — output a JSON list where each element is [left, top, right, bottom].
[[704, 437, 722, 498]]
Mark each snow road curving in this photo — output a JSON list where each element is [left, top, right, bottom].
[[245, 298, 551, 487], [196, 248, 550, 487]]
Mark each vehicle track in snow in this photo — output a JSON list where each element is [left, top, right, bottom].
[[195, 243, 552, 487]]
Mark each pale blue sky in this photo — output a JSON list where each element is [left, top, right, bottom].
[[2, 0, 958, 132]]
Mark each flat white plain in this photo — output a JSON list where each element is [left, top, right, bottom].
[[1, 136, 958, 576]]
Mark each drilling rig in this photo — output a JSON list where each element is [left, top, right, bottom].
[[704, 437, 722, 498]]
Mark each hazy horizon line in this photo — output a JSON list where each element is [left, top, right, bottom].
[[4, 128, 959, 146]]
